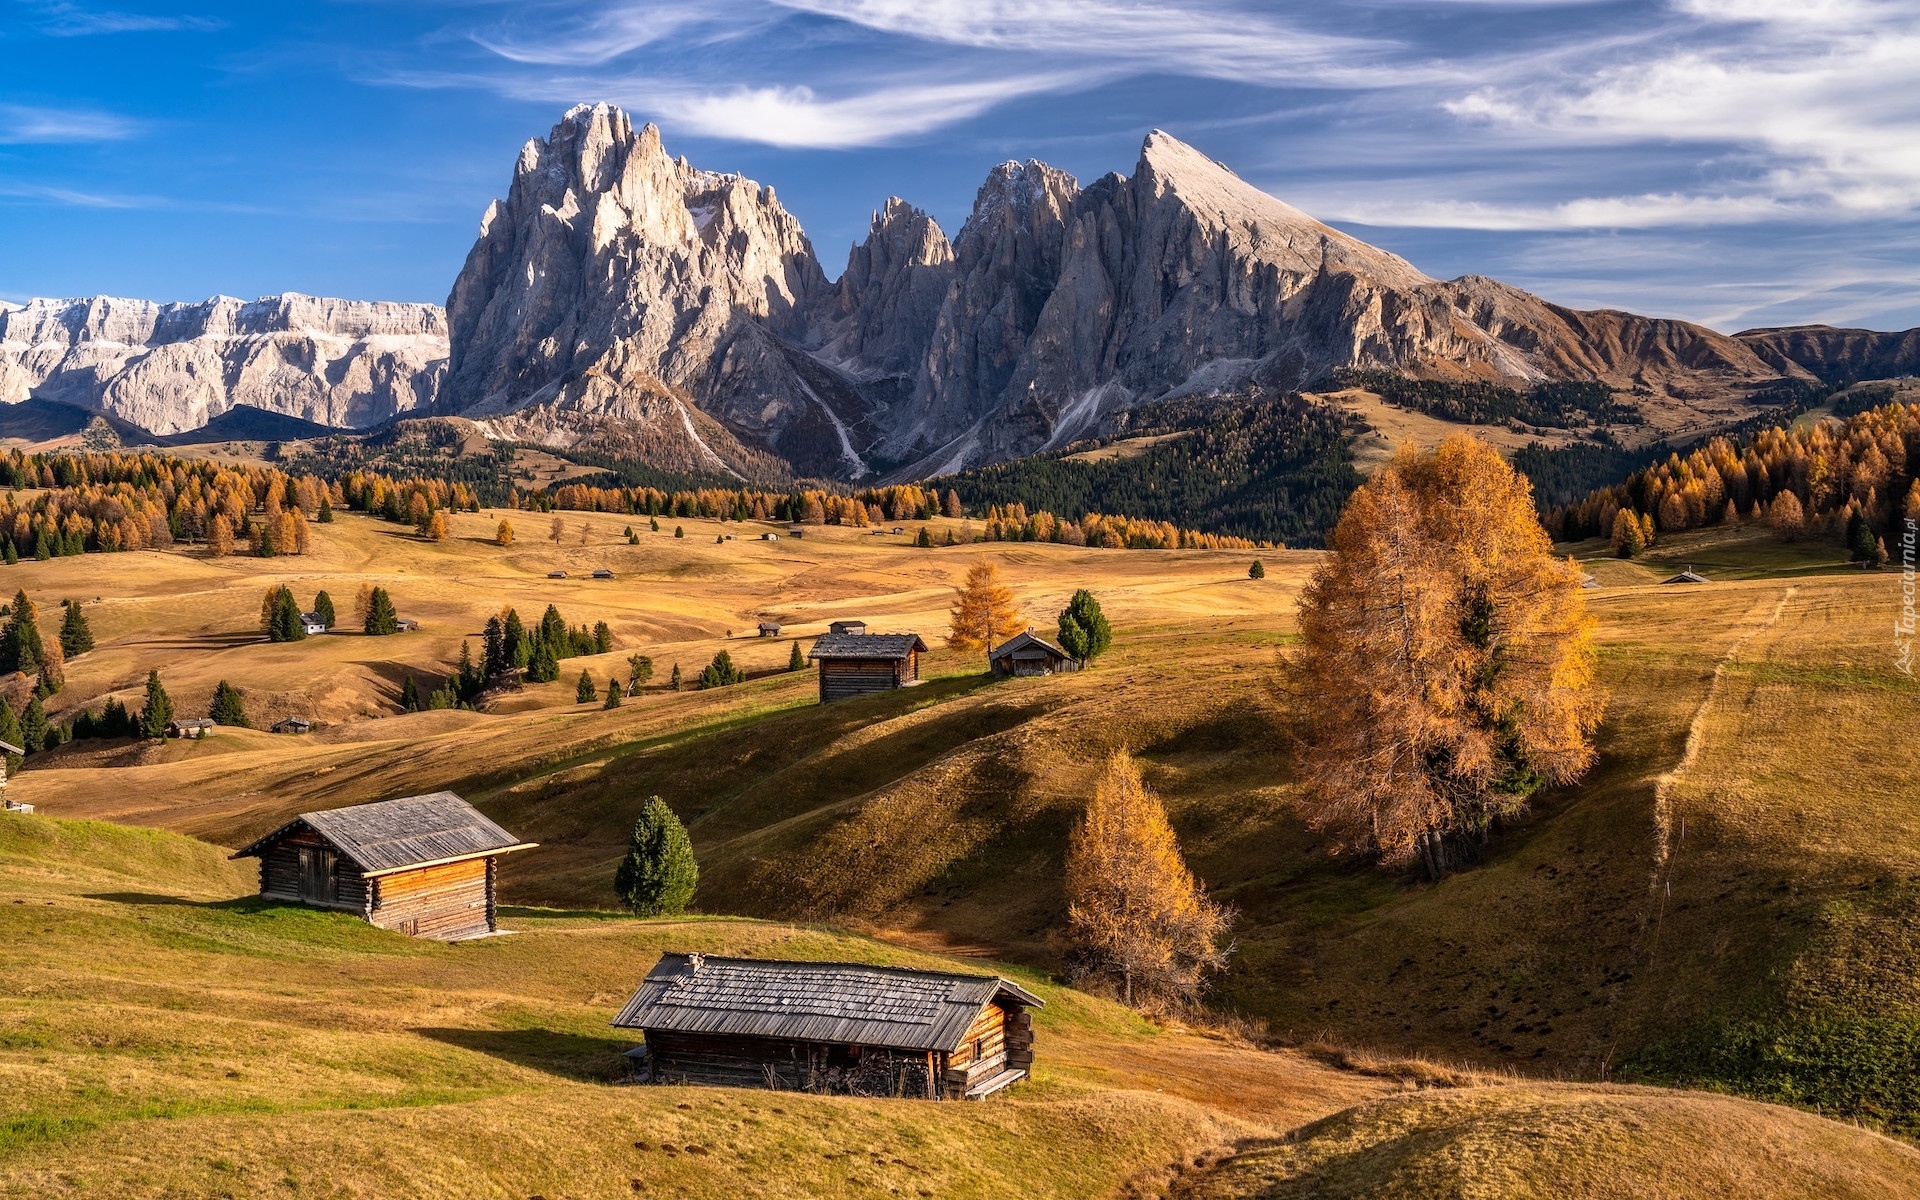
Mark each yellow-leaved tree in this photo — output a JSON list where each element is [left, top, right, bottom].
[[947, 559, 1020, 659], [1288, 435, 1603, 880], [1064, 752, 1232, 1008]]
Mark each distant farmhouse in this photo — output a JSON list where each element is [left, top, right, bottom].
[[168, 718, 214, 740], [612, 953, 1041, 1100], [232, 792, 534, 940], [808, 620, 927, 703], [0, 737, 28, 811], [757, 621, 782, 637], [271, 717, 312, 735], [1663, 566, 1710, 584], [989, 631, 1078, 677], [300, 611, 328, 635]]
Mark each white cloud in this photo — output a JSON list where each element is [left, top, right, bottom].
[[1439, 0, 1920, 221], [0, 104, 138, 144], [637, 76, 1099, 149], [1321, 191, 1803, 230], [28, 3, 221, 35]]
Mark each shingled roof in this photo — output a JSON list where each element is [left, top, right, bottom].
[[232, 791, 533, 876], [612, 953, 1043, 1053], [807, 632, 929, 661], [991, 631, 1070, 661]]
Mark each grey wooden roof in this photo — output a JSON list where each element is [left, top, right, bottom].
[[991, 631, 1068, 661], [808, 632, 928, 661], [231, 791, 533, 875], [1663, 567, 1710, 584], [611, 953, 1043, 1053]]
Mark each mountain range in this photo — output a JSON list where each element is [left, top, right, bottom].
[[4, 102, 1915, 481]]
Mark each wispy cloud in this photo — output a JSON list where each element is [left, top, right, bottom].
[[0, 103, 138, 143], [25, 2, 223, 36]]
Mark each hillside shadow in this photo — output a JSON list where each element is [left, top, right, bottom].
[[414, 1026, 634, 1083], [83, 892, 299, 913]]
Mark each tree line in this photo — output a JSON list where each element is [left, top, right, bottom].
[[1549, 400, 1920, 564]]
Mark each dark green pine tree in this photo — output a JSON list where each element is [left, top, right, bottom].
[[788, 640, 805, 671], [400, 675, 420, 712], [312, 591, 336, 629], [504, 608, 530, 668], [208, 680, 249, 728], [697, 650, 744, 689], [603, 677, 622, 708], [139, 670, 173, 739], [1055, 589, 1113, 666], [3, 541, 16, 566], [317, 497, 334, 523], [483, 615, 508, 678], [0, 590, 44, 675], [456, 640, 481, 698], [612, 796, 698, 917], [576, 670, 598, 704], [1249, 560, 1266, 580], [0, 701, 23, 772], [58, 600, 93, 657], [268, 586, 308, 642], [18, 697, 46, 754], [538, 604, 568, 655], [364, 587, 400, 636], [593, 621, 614, 654], [526, 640, 560, 683], [669, 663, 682, 691]]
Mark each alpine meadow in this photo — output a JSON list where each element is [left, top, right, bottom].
[[4, 4, 1920, 1197]]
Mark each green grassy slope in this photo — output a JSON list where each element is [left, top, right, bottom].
[[0, 810, 1390, 1199]]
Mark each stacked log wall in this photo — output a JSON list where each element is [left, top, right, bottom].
[[368, 858, 492, 940]]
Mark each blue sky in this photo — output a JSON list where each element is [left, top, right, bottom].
[[3, 0, 1917, 332]]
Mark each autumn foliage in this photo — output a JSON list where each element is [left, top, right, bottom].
[[1289, 436, 1603, 879], [947, 559, 1021, 654], [1064, 752, 1231, 1008]]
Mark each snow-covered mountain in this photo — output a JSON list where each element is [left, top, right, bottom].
[[0, 293, 445, 435]]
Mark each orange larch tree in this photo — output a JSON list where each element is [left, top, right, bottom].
[[1287, 435, 1604, 879], [947, 558, 1021, 659]]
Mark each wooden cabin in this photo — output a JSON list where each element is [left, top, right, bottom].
[[612, 953, 1041, 1100], [271, 717, 312, 734], [1663, 566, 1710, 584], [300, 611, 328, 635], [592, 568, 616, 579], [169, 718, 214, 739], [231, 791, 535, 940], [757, 621, 782, 637], [989, 631, 1079, 677], [808, 626, 927, 703]]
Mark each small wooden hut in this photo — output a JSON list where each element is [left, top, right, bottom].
[[988, 631, 1078, 677], [300, 611, 328, 635], [271, 717, 313, 735], [808, 625, 927, 702], [231, 791, 535, 940], [612, 953, 1041, 1100], [1662, 566, 1710, 584], [758, 621, 782, 637], [169, 717, 214, 739]]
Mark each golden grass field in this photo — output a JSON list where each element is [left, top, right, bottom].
[[6, 501, 1920, 1195]]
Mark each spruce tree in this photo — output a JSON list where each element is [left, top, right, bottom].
[[364, 587, 400, 635], [317, 497, 334, 523], [18, 697, 46, 754], [312, 591, 336, 629], [613, 796, 698, 916], [697, 650, 744, 689], [3, 542, 15, 566], [209, 680, 249, 728], [669, 663, 682, 690], [576, 670, 598, 704], [526, 641, 560, 683], [788, 640, 805, 671], [0, 702, 22, 771], [593, 621, 613, 654], [139, 670, 173, 739], [59, 600, 93, 657], [1056, 589, 1113, 666], [1248, 560, 1266, 580], [603, 677, 622, 709], [268, 586, 307, 642], [0, 591, 43, 676], [400, 675, 420, 712], [539, 604, 568, 653]]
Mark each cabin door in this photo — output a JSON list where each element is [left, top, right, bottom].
[[297, 848, 338, 903]]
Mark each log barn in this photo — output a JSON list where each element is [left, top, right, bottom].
[[988, 631, 1079, 677], [807, 622, 927, 703], [231, 791, 535, 940], [613, 954, 1041, 1100]]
